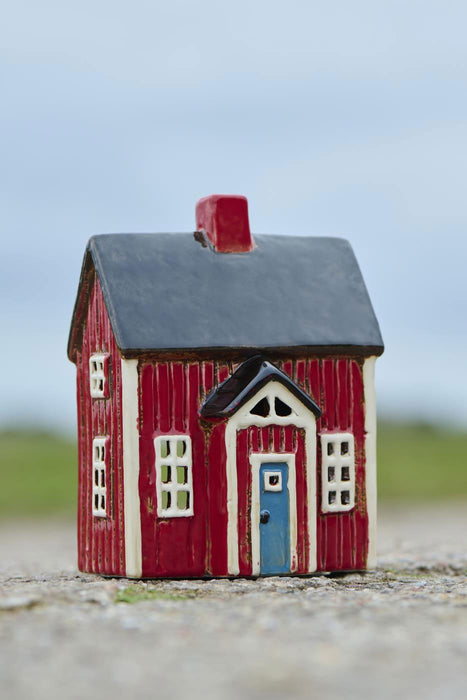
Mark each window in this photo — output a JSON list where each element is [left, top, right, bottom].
[[89, 353, 108, 398], [263, 470, 283, 492], [249, 394, 293, 419], [92, 437, 108, 517], [154, 436, 193, 517], [320, 433, 355, 513]]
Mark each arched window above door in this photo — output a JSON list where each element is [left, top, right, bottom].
[[250, 397, 270, 417]]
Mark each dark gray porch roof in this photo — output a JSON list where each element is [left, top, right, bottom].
[[200, 356, 322, 419], [68, 232, 383, 358]]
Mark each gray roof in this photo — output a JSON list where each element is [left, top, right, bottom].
[[68, 232, 383, 358]]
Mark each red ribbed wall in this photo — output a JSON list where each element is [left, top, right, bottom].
[[75, 275, 126, 575], [137, 356, 368, 577]]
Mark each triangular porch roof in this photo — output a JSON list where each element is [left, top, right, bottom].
[[200, 355, 321, 419]]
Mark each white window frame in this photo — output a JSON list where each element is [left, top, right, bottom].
[[154, 435, 193, 518], [263, 470, 283, 492], [320, 432, 355, 513], [89, 353, 107, 398], [92, 437, 108, 517]]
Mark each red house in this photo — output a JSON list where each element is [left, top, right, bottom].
[[67, 195, 384, 578]]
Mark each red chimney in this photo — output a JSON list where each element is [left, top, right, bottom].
[[195, 194, 255, 253]]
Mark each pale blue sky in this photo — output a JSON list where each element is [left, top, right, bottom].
[[1, 1, 466, 432]]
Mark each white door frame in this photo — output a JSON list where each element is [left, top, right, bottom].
[[224, 380, 317, 575], [250, 452, 297, 576]]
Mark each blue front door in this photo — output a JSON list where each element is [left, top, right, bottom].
[[259, 462, 290, 575]]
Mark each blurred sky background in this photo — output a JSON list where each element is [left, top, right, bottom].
[[1, 0, 466, 434]]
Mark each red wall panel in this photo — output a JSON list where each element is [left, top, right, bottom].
[[75, 274, 125, 576], [138, 359, 233, 577], [137, 355, 368, 577], [312, 357, 368, 571], [207, 422, 228, 575]]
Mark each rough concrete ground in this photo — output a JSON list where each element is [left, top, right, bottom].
[[1, 504, 467, 700]]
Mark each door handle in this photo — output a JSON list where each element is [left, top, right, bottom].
[[260, 509, 270, 524]]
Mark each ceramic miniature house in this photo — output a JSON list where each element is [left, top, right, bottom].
[[67, 194, 384, 578]]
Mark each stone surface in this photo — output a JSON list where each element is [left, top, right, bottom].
[[1, 504, 467, 700]]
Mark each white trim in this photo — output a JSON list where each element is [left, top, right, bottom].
[[154, 436, 194, 517], [363, 356, 378, 569], [225, 380, 317, 575], [249, 453, 297, 576], [121, 358, 142, 578], [320, 432, 355, 513]]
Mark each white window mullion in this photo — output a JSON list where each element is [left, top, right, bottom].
[[92, 436, 108, 517], [89, 353, 107, 398], [155, 436, 193, 517], [321, 433, 355, 513]]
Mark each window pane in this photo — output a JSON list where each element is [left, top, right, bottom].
[[341, 441, 349, 455], [160, 440, 170, 458], [161, 465, 171, 483], [341, 491, 350, 505], [177, 466, 188, 484], [162, 491, 171, 510], [177, 491, 189, 510], [328, 466, 335, 482], [327, 442, 334, 456], [341, 466, 350, 481], [328, 491, 336, 505], [176, 440, 186, 457], [274, 397, 292, 417], [250, 397, 270, 417]]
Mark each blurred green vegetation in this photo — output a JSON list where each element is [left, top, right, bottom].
[[0, 430, 77, 517], [0, 422, 466, 518], [377, 422, 467, 500]]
